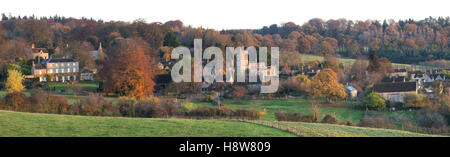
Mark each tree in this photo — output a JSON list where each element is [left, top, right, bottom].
[[310, 68, 347, 102], [405, 93, 428, 108], [6, 69, 25, 93], [363, 93, 386, 111], [231, 86, 248, 99], [318, 41, 335, 56], [297, 37, 311, 53], [367, 50, 380, 73], [100, 38, 156, 99], [163, 29, 180, 47], [350, 57, 367, 82]]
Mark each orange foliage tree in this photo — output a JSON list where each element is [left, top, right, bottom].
[[100, 38, 156, 99], [310, 68, 347, 102]]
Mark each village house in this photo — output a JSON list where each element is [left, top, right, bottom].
[[32, 58, 80, 82], [79, 69, 95, 81], [344, 85, 358, 99], [373, 82, 418, 103]]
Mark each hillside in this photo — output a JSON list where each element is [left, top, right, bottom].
[[248, 120, 439, 137], [0, 110, 439, 137], [0, 110, 295, 137]]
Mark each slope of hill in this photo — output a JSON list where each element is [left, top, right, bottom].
[[247, 120, 439, 137], [0, 110, 295, 137], [0, 110, 439, 137]]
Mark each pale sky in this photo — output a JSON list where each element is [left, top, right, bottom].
[[0, 0, 449, 29]]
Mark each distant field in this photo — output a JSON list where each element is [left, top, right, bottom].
[[299, 54, 432, 70], [187, 98, 418, 125], [247, 120, 438, 137], [0, 110, 295, 137], [190, 98, 365, 122]]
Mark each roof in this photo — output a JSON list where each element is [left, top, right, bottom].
[[41, 58, 78, 64], [345, 86, 357, 91], [373, 82, 417, 93], [381, 76, 405, 83]]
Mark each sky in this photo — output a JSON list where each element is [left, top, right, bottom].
[[0, 0, 449, 30]]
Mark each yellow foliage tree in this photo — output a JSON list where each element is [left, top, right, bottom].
[[6, 69, 25, 93], [310, 68, 347, 102]]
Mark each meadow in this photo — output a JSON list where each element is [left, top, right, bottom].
[[0, 110, 295, 137], [0, 110, 437, 137]]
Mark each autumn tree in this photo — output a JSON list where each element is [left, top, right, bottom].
[[6, 69, 25, 93], [297, 37, 311, 53], [231, 86, 248, 99], [350, 57, 367, 82], [100, 38, 156, 99], [318, 41, 335, 56], [310, 68, 347, 102], [367, 50, 380, 73]]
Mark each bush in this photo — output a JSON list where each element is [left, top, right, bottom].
[[72, 93, 118, 116], [359, 117, 396, 129], [363, 93, 386, 111], [321, 114, 339, 124], [417, 109, 446, 128], [405, 93, 428, 109], [275, 111, 288, 121], [0, 92, 29, 111]]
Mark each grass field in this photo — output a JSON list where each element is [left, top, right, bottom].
[[0, 110, 296, 137], [188, 99, 365, 122], [0, 110, 436, 137], [247, 120, 438, 137], [299, 54, 432, 70], [186, 98, 418, 125]]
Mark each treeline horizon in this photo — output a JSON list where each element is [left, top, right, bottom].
[[0, 13, 449, 65]]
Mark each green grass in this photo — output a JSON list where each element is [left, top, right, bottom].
[[193, 98, 365, 123], [248, 120, 439, 137], [0, 110, 436, 137], [0, 110, 296, 137], [188, 98, 419, 125], [299, 54, 431, 70]]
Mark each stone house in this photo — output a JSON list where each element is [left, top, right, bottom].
[[32, 58, 80, 82], [373, 82, 418, 103]]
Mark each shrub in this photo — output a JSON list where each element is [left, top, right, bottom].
[[321, 114, 339, 124], [417, 109, 446, 128], [275, 111, 288, 121], [363, 93, 386, 111], [359, 117, 396, 129], [118, 100, 136, 117], [405, 93, 428, 109], [0, 92, 29, 111], [231, 86, 248, 99], [72, 93, 116, 116]]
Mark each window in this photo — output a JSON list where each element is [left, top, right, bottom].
[[67, 68, 70, 73], [39, 71, 42, 75], [56, 69, 59, 73], [49, 69, 53, 73], [73, 68, 76, 72], [62, 69, 64, 73]]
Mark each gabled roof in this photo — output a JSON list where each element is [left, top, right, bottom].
[[381, 76, 405, 83], [373, 82, 417, 93]]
